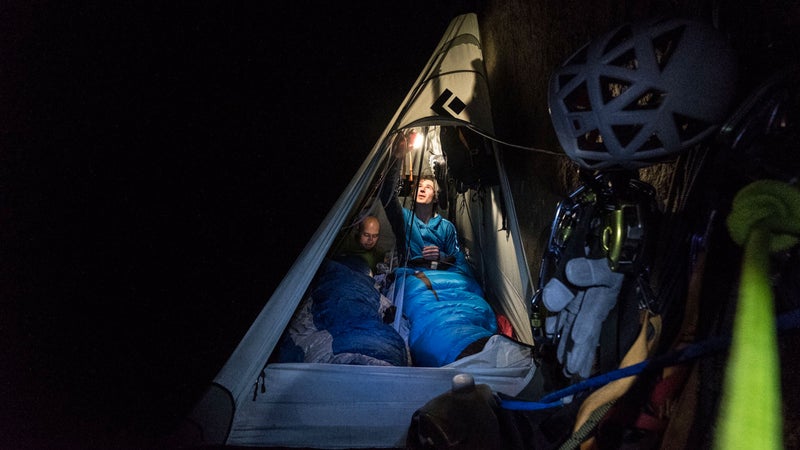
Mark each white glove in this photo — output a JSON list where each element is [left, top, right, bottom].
[[542, 257, 624, 379]]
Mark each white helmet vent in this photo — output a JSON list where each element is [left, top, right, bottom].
[[652, 25, 685, 71], [610, 49, 639, 70], [563, 81, 590, 112], [622, 89, 666, 111], [602, 25, 633, 55]]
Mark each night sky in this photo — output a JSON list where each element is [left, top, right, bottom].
[[3, 2, 475, 447]]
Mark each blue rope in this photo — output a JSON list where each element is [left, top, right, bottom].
[[501, 308, 800, 411]]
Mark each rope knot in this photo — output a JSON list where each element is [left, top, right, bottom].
[[726, 179, 800, 252]]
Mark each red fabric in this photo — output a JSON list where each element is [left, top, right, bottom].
[[496, 314, 513, 338]]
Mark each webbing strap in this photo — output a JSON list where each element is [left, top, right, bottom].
[[414, 271, 439, 301], [569, 312, 662, 448]]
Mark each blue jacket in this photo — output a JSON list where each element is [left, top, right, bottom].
[[397, 207, 472, 274]]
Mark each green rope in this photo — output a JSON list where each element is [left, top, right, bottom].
[[716, 180, 800, 450]]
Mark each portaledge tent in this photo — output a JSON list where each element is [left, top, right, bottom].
[[179, 13, 536, 448]]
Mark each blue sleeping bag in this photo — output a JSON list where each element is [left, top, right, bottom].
[[396, 266, 497, 367], [278, 259, 409, 367]]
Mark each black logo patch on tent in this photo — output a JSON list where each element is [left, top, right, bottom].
[[432, 89, 467, 117]]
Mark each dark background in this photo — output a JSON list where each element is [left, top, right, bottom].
[[2, 2, 475, 448], [5, 1, 800, 449]]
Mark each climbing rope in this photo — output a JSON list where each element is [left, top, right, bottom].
[[715, 179, 800, 450]]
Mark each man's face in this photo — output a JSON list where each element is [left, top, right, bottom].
[[359, 220, 380, 250], [416, 179, 436, 205]]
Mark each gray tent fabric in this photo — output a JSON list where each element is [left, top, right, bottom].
[[180, 13, 537, 448]]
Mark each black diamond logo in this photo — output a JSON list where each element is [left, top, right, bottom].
[[432, 89, 466, 117]]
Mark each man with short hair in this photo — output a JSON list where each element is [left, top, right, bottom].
[[332, 215, 382, 275], [391, 174, 461, 270], [356, 216, 380, 253]]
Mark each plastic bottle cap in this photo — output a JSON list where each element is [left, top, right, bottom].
[[451, 373, 475, 393]]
